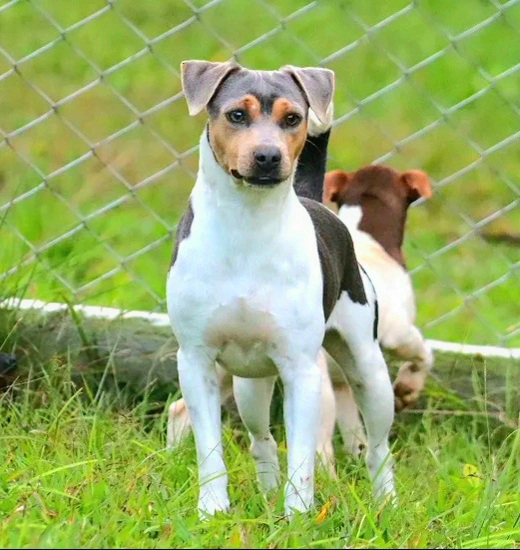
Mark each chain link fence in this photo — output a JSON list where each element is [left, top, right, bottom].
[[0, 0, 518, 347]]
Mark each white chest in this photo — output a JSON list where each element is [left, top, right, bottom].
[[167, 177, 324, 377], [209, 298, 279, 377]]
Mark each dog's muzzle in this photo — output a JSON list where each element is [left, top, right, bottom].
[[233, 146, 284, 187]]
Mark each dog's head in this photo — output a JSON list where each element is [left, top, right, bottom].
[[324, 165, 432, 265], [181, 60, 334, 187]]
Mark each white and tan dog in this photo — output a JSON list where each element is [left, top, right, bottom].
[[166, 60, 395, 518]]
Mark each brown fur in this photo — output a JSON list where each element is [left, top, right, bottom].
[[239, 95, 263, 121], [324, 165, 432, 267], [272, 98, 293, 121], [209, 116, 244, 174], [272, 98, 308, 165]]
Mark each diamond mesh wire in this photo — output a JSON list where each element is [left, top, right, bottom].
[[0, 0, 518, 347]]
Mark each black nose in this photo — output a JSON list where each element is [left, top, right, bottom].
[[254, 146, 281, 171]]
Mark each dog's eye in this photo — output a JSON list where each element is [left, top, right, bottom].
[[227, 110, 247, 124], [284, 113, 302, 127]]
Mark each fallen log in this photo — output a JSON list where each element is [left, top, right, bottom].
[[0, 306, 518, 422], [0, 306, 179, 403]]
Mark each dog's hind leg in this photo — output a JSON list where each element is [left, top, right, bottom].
[[233, 375, 280, 492], [390, 326, 434, 411], [167, 397, 191, 449], [333, 381, 367, 457], [325, 355, 367, 457], [316, 349, 337, 475], [325, 295, 395, 501], [176, 347, 230, 516]]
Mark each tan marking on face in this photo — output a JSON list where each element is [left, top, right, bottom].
[[240, 95, 262, 121], [209, 96, 307, 181], [272, 97, 307, 165], [209, 115, 242, 173], [209, 95, 264, 174], [272, 98, 293, 121]]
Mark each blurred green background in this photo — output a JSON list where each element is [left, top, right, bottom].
[[0, 0, 518, 346]]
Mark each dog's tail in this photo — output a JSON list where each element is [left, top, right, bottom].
[[294, 107, 333, 203]]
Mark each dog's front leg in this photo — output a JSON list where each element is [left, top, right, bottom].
[[177, 347, 230, 516], [278, 355, 322, 517], [167, 365, 233, 449]]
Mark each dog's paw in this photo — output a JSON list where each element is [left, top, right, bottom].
[[393, 362, 426, 412], [284, 495, 314, 519], [198, 491, 231, 519], [307, 103, 334, 137], [372, 467, 396, 506]]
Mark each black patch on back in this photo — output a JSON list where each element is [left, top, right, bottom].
[[300, 197, 367, 320], [170, 200, 194, 268], [294, 129, 331, 203]]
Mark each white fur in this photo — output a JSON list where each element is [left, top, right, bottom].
[[326, 272, 395, 498], [167, 131, 395, 517], [337, 205, 363, 235], [338, 204, 417, 340], [307, 104, 334, 137]]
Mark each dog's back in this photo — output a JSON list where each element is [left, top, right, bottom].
[[298, 197, 367, 319], [324, 165, 431, 339]]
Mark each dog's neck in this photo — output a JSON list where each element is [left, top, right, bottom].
[[195, 130, 297, 226], [191, 131, 299, 243]]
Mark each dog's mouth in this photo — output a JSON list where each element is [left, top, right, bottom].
[[231, 170, 282, 188]]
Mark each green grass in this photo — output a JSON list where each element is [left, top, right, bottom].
[[0, 0, 518, 346], [0, 350, 518, 548]]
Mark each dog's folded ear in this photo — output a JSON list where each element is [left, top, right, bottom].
[[181, 60, 239, 116], [323, 169, 350, 204], [400, 170, 433, 203], [282, 66, 335, 125]]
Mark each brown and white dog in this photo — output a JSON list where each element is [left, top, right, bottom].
[[324, 166, 434, 411], [166, 60, 395, 518], [318, 166, 434, 458]]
